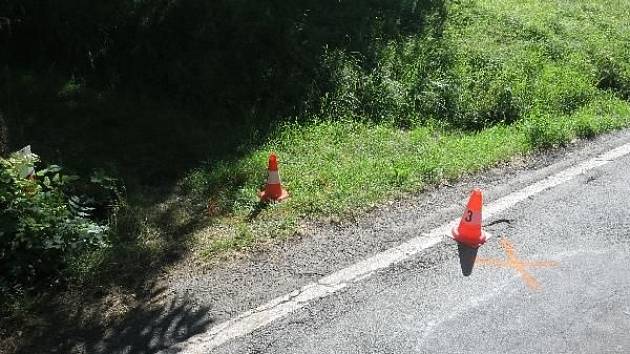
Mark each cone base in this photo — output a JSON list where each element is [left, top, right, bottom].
[[451, 227, 489, 248], [259, 188, 289, 203]]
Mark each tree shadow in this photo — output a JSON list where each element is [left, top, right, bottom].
[[457, 243, 479, 277], [0, 2, 448, 350], [1, 0, 450, 287], [1, 0, 449, 189], [14, 286, 213, 354]]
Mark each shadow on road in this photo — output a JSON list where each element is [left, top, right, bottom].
[[457, 244, 479, 276], [14, 286, 213, 354]]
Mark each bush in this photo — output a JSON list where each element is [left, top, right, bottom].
[[594, 54, 630, 100], [0, 152, 108, 295], [523, 112, 571, 148], [531, 62, 597, 114]]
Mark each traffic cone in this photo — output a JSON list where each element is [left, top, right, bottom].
[[452, 188, 489, 248], [259, 153, 289, 202]]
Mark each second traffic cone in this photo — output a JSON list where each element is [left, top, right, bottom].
[[452, 188, 489, 248], [259, 153, 289, 202]]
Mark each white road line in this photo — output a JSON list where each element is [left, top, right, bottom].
[[172, 142, 630, 354]]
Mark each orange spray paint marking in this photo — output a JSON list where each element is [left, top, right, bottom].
[[476, 238, 559, 291]]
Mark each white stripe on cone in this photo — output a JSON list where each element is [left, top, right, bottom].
[[267, 170, 281, 184]]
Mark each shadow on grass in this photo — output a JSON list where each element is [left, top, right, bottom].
[[247, 201, 270, 222], [2, 0, 449, 190], [3, 199, 214, 353]]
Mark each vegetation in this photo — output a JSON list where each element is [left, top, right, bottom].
[[184, 0, 630, 256], [1, 0, 630, 351], [0, 151, 113, 297]]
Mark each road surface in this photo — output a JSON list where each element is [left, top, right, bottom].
[[166, 131, 630, 354]]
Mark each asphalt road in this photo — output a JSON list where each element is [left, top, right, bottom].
[[52, 131, 630, 354], [202, 139, 630, 353]]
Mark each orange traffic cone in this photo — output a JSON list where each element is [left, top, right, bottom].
[[259, 153, 289, 202], [452, 188, 489, 248]]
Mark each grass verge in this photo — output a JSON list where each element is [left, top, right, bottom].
[[181, 0, 630, 258], [187, 95, 630, 258]]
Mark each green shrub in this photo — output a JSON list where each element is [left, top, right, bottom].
[[531, 62, 597, 114], [572, 113, 599, 139], [0, 152, 108, 295], [523, 112, 572, 148], [594, 54, 630, 100], [572, 96, 630, 138]]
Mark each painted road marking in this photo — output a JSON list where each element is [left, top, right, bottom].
[[172, 142, 630, 353], [476, 237, 559, 290]]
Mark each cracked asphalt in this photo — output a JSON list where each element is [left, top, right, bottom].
[[193, 131, 630, 354]]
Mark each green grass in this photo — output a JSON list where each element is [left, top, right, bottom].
[[186, 95, 630, 257], [176, 0, 630, 258]]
